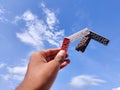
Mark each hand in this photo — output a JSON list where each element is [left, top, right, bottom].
[[16, 48, 70, 90]]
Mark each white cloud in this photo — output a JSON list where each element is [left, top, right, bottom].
[[15, 3, 64, 49], [41, 3, 58, 30], [7, 66, 27, 75], [70, 75, 106, 89], [0, 60, 27, 81], [0, 7, 8, 22], [2, 74, 24, 82], [1, 65, 27, 81], [23, 10, 37, 21], [1, 74, 11, 81], [112, 87, 120, 90], [0, 8, 4, 14], [0, 63, 5, 68]]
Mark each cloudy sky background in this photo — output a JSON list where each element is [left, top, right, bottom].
[[0, 0, 120, 90]]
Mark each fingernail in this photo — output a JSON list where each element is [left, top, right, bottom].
[[58, 50, 66, 56]]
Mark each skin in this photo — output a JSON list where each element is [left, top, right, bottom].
[[16, 48, 70, 90]]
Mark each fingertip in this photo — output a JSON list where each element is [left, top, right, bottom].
[[58, 50, 66, 56], [60, 59, 70, 69], [54, 50, 66, 64], [65, 59, 70, 64]]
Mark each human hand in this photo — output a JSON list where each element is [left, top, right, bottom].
[[16, 48, 70, 90]]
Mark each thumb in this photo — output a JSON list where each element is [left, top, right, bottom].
[[54, 50, 66, 64]]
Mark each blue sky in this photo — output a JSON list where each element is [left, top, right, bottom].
[[0, 0, 120, 90]]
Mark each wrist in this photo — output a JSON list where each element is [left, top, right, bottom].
[[16, 80, 33, 90], [16, 79, 51, 90]]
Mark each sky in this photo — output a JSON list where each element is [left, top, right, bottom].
[[0, 0, 120, 90]]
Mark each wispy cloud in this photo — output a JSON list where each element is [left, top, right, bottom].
[[7, 65, 27, 81], [0, 8, 4, 14], [0, 7, 8, 22], [0, 58, 28, 90], [0, 63, 5, 68], [70, 75, 106, 89], [1, 64, 27, 81], [41, 3, 59, 30], [7, 66, 27, 75], [15, 3, 64, 50], [112, 87, 120, 90], [0, 64, 27, 90], [0, 58, 28, 82]]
